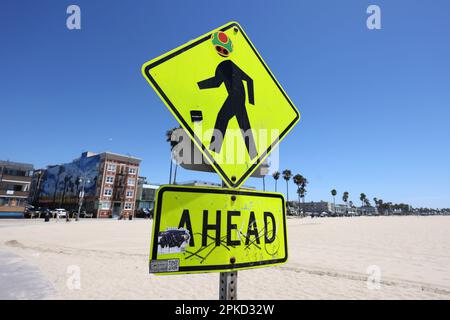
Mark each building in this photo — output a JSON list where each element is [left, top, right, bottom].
[[135, 177, 159, 212], [357, 206, 378, 216], [300, 201, 334, 214], [333, 204, 358, 216], [0, 160, 34, 217], [33, 151, 141, 218], [292, 201, 358, 216]]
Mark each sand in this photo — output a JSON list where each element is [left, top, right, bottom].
[[0, 216, 449, 300]]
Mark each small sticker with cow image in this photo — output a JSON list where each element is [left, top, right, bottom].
[[157, 227, 191, 255]]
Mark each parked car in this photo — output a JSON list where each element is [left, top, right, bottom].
[[136, 208, 153, 219], [24, 206, 47, 219], [41, 208, 51, 215], [24, 206, 35, 219], [53, 208, 67, 219], [319, 212, 329, 218], [77, 211, 94, 218]]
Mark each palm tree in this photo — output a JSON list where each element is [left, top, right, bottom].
[[293, 174, 305, 215], [166, 127, 179, 184], [293, 174, 304, 187], [343, 191, 349, 215], [377, 198, 384, 215], [299, 177, 308, 215], [31, 170, 44, 206], [331, 189, 337, 216], [53, 166, 65, 206], [282, 170, 292, 201], [360, 193, 367, 207], [296, 188, 302, 216], [75, 175, 80, 192], [272, 171, 280, 192], [60, 175, 72, 207], [298, 185, 307, 216], [373, 197, 378, 214]]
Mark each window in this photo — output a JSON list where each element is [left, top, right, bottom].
[[106, 176, 114, 184], [107, 164, 116, 172], [124, 202, 133, 210], [126, 190, 134, 198], [104, 189, 112, 196], [101, 201, 111, 210], [142, 188, 156, 201], [127, 178, 135, 186], [128, 167, 137, 174]]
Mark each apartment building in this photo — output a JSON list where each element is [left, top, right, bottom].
[[296, 201, 358, 216], [34, 151, 141, 218], [0, 160, 34, 217]]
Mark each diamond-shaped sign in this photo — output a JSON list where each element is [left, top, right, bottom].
[[142, 21, 300, 188]]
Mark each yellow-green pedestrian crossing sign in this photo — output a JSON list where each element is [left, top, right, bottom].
[[142, 21, 300, 188]]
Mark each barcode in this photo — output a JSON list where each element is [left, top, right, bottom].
[[149, 259, 180, 273]]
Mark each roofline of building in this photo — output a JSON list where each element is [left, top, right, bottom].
[[142, 184, 160, 188], [100, 151, 142, 164], [34, 151, 142, 171], [0, 160, 34, 171]]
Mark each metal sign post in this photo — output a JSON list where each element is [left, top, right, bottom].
[[220, 271, 237, 300], [220, 180, 237, 301]]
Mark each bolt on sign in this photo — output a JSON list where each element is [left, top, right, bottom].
[[149, 185, 288, 274], [142, 21, 300, 188]]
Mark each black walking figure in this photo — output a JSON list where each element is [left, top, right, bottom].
[[197, 59, 257, 160]]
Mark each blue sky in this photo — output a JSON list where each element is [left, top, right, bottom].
[[1, 0, 449, 208]]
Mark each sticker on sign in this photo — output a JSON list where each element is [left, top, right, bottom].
[[150, 259, 180, 273], [149, 185, 288, 275]]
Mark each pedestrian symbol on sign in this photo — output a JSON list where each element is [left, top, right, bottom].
[[198, 31, 257, 160]]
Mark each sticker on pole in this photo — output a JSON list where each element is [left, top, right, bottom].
[[149, 185, 288, 275], [142, 21, 300, 188]]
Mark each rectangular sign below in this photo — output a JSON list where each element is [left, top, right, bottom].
[[149, 185, 288, 275]]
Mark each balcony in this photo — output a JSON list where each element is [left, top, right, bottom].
[[0, 190, 29, 197], [0, 174, 32, 183]]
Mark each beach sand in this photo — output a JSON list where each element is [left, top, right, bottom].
[[0, 216, 449, 299]]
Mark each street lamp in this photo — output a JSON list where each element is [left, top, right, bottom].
[[76, 177, 90, 221]]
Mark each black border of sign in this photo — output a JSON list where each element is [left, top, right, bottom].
[[143, 22, 300, 188], [151, 185, 288, 272]]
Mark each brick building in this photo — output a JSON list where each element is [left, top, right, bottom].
[[33, 151, 141, 218]]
